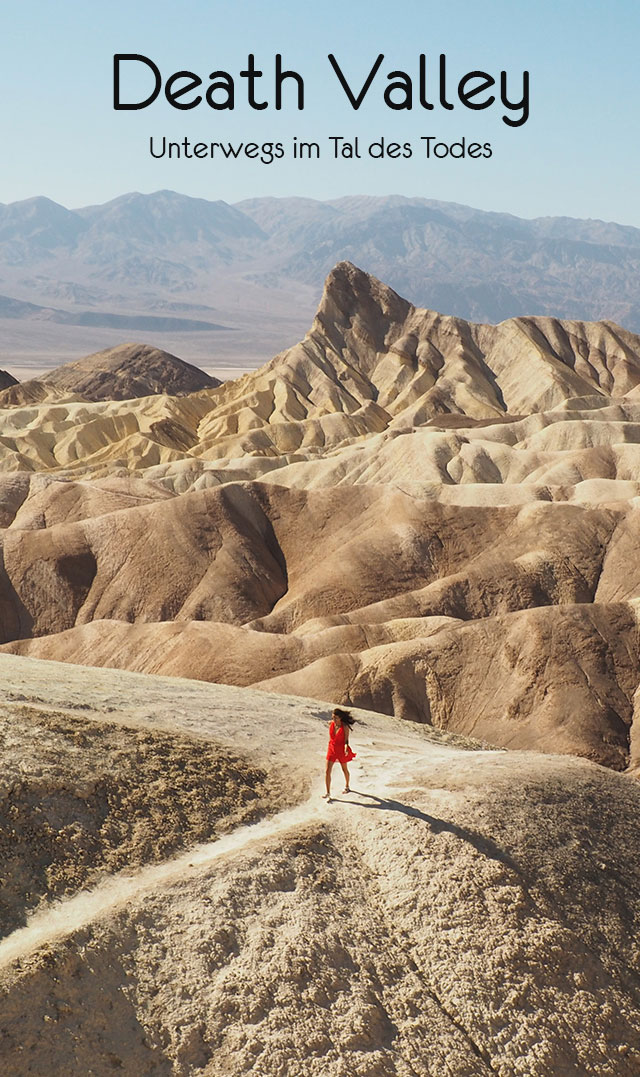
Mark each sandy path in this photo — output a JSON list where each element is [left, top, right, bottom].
[[0, 800, 322, 969], [0, 653, 475, 980], [0, 736, 435, 970], [4, 656, 640, 1075]]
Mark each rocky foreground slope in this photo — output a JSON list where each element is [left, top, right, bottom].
[[1, 654, 640, 1076], [2, 263, 640, 773]]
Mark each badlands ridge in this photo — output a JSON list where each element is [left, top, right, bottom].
[[1, 266, 637, 775], [2, 263, 640, 1074], [1, 262, 640, 774]]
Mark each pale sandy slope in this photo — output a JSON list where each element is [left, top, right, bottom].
[[1, 654, 640, 1076]]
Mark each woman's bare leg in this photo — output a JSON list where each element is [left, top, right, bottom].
[[324, 760, 335, 797], [340, 762, 350, 791]]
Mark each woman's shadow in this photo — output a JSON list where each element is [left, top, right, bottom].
[[343, 789, 524, 879]]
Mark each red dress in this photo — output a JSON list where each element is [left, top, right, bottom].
[[326, 720, 356, 763]]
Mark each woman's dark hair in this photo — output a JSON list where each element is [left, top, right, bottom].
[[333, 707, 355, 729]]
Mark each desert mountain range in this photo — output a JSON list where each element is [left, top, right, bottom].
[[1, 261, 640, 777], [4, 191, 640, 372]]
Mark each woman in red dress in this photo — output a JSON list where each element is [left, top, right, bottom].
[[323, 708, 356, 800]]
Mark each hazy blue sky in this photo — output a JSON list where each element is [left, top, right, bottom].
[[2, 0, 639, 224]]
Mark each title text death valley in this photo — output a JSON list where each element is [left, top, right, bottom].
[[115, 53, 529, 127]]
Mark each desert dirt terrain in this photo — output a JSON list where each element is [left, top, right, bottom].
[[1, 653, 640, 1076], [1, 263, 640, 773], [4, 261, 640, 1074]]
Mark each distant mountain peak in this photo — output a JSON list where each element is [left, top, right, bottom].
[[314, 261, 414, 344], [39, 342, 221, 402], [5, 192, 640, 373]]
